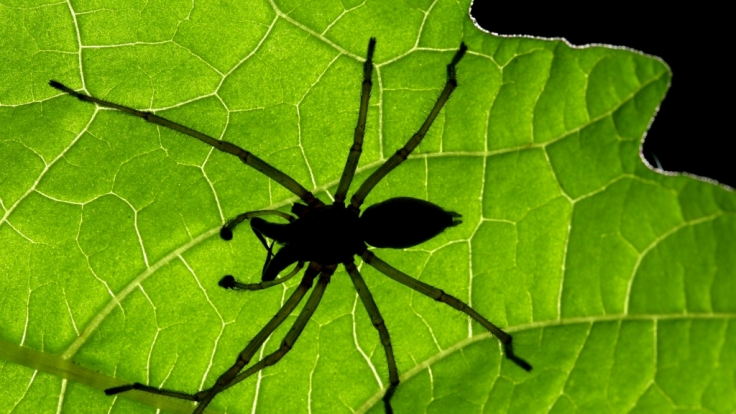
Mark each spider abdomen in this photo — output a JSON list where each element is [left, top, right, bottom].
[[360, 197, 461, 249]]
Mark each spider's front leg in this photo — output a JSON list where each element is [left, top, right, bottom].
[[104, 382, 203, 401], [48, 81, 322, 208], [208, 265, 335, 395], [106, 263, 323, 411], [192, 263, 329, 413]]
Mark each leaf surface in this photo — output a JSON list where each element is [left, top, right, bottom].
[[1, 1, 735, 413]]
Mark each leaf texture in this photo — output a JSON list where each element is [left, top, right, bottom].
[[1, 1, 735, 413]]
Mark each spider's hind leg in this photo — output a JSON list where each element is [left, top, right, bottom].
[[361, 250, 533, 372], [350, 43, 468, 210], [345, 260, 400, 414]]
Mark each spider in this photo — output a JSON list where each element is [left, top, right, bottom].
[[49, 38, 531, 414]]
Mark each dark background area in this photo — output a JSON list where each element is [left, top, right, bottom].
[[470, 3, 733, 188]]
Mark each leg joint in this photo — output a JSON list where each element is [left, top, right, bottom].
[[352, 129, 365, 145], [300, 277, 314, 289], [372, 318, 386, 330], [395, 147, 410, 160], [218, 141, 247, 158]]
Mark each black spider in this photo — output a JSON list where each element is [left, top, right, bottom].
[[49, 38, 531, 414]]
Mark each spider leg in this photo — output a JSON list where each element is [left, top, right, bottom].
[[217, 265, 335, 393], [349, 43, 468, 211], [48, 81, 321, 207], [219, 261, 304, 291], [344, 260, 399, 414], [360, 249, 533, 372], [192, 264, 333, 414], [334, 38, 376, 206], [104, 382, 198, 401], [106, 262, 322, 408]]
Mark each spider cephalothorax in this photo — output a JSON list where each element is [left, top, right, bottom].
[[50, 37, 530, 414]]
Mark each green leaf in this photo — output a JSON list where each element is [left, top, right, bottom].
[[1, 1, 735, 413]]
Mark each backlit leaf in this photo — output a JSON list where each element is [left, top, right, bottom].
[[1, 1, 734, 413]]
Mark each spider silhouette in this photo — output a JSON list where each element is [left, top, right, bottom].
[[49, 38, 531, 414]]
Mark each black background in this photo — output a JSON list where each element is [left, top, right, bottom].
[[470, 2, 733, 188]]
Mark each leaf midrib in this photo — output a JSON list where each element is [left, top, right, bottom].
[[355, 311, 736, 413], [4, 312, 734, 414]]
